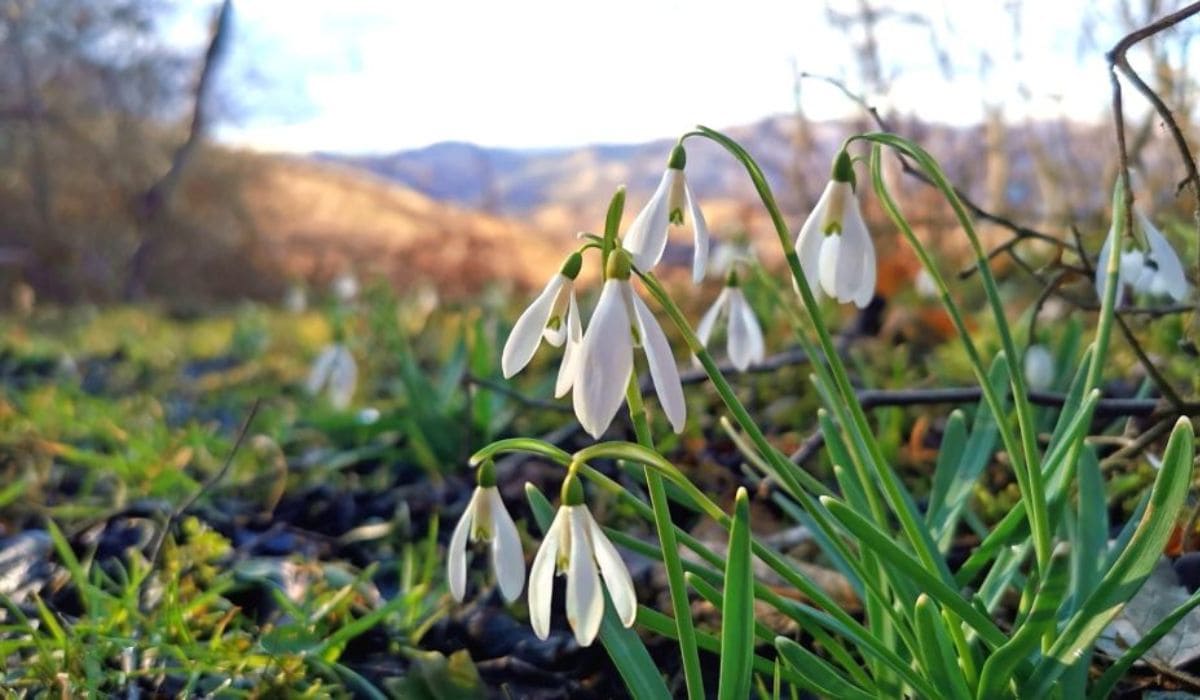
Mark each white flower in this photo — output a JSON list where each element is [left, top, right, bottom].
[[794, 154, 876, 308], [283, 284, 308, 313], [447, 478, 524, 603], [621, 146, 711, 282], [331, 273, 359, 303], [1023, 345, 1054, 391], [1096, 200, 1189, 304], [501, 254, 584, 398], [696, 278, 765, 371], [707, 240, 756, 280], [306, 343, 357, 409], [572, 253, 685, 439], [914, 268, 938, 300], [529, 500, 637, 646]]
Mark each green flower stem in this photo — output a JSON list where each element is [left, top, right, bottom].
[[745, 261, 891, 528], [684, 126, 951, 585], [623, 377, 705, 700], [862, 143, 1052, 575]]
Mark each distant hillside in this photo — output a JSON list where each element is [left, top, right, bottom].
[[321, 115, 1121, 244], [234, 155, 567, 296]]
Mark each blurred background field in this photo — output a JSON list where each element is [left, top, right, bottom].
[[2, 0, 1200, 696]]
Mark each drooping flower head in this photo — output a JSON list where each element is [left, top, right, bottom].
[[795, 150, 876, 308], [1095, 186, 1189, 305], [696, 270, 765, 372], [528, 472, 637, 646], [622, 145, 711, 282], [447, 460, 525, 603], [502, 252, 585, 397], [306, 343, 357, 409], [572, 250, 686, 439], [1023, 344, 1055, 391]]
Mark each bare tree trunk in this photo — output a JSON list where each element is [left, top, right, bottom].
[[124, 0, 232, 299]]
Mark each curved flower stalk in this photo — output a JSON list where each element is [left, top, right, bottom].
[[502, 253, 585, 397], [622, 145, 711, 282], [447, 460, 525, 603], [573, 251, 686, 438], [1095, 205, 1189, 304], [529, 473, 636, 646], [696, 271, 765, 371], [794, 151, 876, 308], [306, 343, 357, 409]]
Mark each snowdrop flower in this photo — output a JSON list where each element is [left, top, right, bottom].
[[1023, 345, 1055, 391], [914, 268, 938, 300], [696, 271, 765, 371], [794, 151, 876, 308], [501, 253, 584, 397], [283, 284, 308, 313], [306, 343, 357, 409], [1095, 208, 1189, 304], [707, 239, 756, 280], [573, 251, 685, 438], [529, 473, 636, 646], [622, 145, 711, 282], [447, 460, 524, 603], [331, 272, 359, 303]]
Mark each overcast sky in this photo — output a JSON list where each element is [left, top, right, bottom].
[[171, 1, 1184, 154]]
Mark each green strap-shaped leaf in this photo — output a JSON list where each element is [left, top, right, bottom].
[[913, 595, 973, 700], [977, 543, 1071, 698], [718, 488, 755, 700], [524, 484, 670, 700], [822, 496, 1008, 648], [775, 637, 875, 700], [1024, 417, 1195, 697]]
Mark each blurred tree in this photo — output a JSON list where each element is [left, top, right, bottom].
[[0, 0, 271, 303]]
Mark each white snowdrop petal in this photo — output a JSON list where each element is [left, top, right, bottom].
[[841, 196, 877, 308], [528, 508, 566, 640], [622, 171, 674, 271], [686, 183, 710, 284], [573, 281, 634, 438], [633, 292, 686, 433], [502, 274, 566, 378], [447, 488, 480, 602], [584, 509, 637, 628], [1141, 212, 1189, 302], [305, 346, 338, 396], [1023, 345, 1055, 391], [727, 289, 764, 371], [696, 288, 730, 348], [566, 507, 604, 647], [542, 285, 571, 347], [486, 488, 525, 603], [795, 182, 837, 287], [817, 234, 844, 301], [554, 292, 583, 398], [328, 347, 358, 410]]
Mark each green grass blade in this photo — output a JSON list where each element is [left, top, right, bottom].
[[525, 484, 670, 700], [718, 488, 755, 700]]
